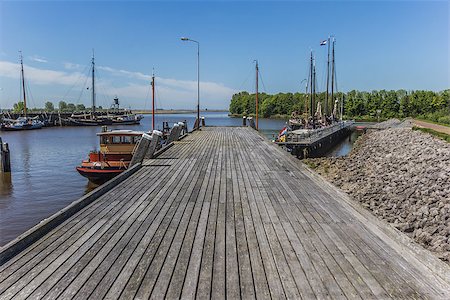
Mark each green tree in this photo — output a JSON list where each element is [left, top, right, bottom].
[[13, 102, 24, 113], [44, 101, 55, 112], [67, 103, 76, 112], [58, 101, 67, 111], [76, 104, 86, 111]]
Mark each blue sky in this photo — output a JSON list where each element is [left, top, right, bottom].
[[0, 0, 448, 110]]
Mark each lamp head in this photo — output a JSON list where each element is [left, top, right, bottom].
[[181, 37, 189, 41]]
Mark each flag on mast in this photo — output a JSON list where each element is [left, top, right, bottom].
[[320, 40, 327, 46]]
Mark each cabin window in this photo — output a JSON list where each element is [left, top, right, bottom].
[[101, 136, 109, 144], [122, 136, 132, 144], [112, 136, 121, 144]]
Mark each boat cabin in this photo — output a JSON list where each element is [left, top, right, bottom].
[[97, 130, 143, 154]]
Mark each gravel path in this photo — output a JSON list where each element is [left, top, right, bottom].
[[306, 125, 450, 263]]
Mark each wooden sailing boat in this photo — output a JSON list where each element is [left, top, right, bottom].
[[1, 52, 44, 131], [76, 68, 157, 183], [66, 51, 112, 126]]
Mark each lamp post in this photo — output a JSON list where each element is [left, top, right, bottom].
[[181, 37, 200, 129]]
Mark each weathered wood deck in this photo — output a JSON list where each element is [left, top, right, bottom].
[[1, 127, 449, 299]]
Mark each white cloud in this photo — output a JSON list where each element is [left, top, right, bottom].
[[63, 62, 83, 70], [0, 61, 88, 85], [29, 55, 48, 63], [0, 60, 237, 109]]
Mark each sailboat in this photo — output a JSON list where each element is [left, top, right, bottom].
[[76, 70, 157, 183], [65, 52, 112, 126], [288, 37, 341, 130], [1, 52, 44, 131]]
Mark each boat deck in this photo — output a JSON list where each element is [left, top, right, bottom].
[[277, 121, 354, 146], [0, 127, 449, 299]]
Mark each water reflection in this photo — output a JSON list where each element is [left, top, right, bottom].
[[85, 181, 99, 194], [0, 172, 13, 196]]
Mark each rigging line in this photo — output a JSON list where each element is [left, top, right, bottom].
[[76, 68, 90, 104], [237, 65, 254, 92], [62, 63, 90, 101], [93, 68, 110, 109], [25, 80, 36, 109], [258, 69, 268, 93]]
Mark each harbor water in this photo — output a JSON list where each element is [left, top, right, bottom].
[[0, 112, 358, 246]]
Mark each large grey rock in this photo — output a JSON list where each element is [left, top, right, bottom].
[[305, 124, 450, 264]]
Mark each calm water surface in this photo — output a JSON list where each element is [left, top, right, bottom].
[[0, 112, 286, 245]]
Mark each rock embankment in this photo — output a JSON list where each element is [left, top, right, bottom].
[[306, 126, 450, 263]]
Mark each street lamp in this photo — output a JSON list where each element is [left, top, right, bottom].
[[181, 37, 200, 129]]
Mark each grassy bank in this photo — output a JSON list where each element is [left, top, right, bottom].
[[413, 126, 450, 143]]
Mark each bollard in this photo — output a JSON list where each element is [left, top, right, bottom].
[[177, 122, 186, 136], [247, 117, 256, 129], [166, 124, 180, 144], [243, 116, 247, 126], [201, 117, 205, 127], [193, 118, 199, 130], [129, 133, 152, 167], [183, 120, 188, 134], [1, 139, 11, 173], [145, 130, 163, 159]]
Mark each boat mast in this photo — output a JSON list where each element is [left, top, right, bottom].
[[255, 60, 259, 130], [20, 51, 27, 118], [309, 51, 314, 119], [91, 50, 96, 117], [313, 56, 316, 118], [152, 69, 155, 131], [325, 36, 330, 117], [331, 38, 335, 116]]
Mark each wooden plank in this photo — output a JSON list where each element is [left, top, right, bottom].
[[118, 132, 212, 299], [233, 131, 287, 299], [14, 167, 171, 300], [153, 131, 218, 299], [23, 142, 196, 299], [178, 133, 220, 300], [0, 166, 148, 279], [195, 130, 223, 299], [224, 131, 241, 300], [166, 131, 219, 299], [228, 133, 256, 299], [210, 130, 227, 300], [132, 135, 214, 299], [0, 168, 154, 299]]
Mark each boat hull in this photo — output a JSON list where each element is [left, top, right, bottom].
[[76, 166, 124, 184], [111, 120, 141, 125], [1, 123, 43, 131], [66, 118, 113, 126]]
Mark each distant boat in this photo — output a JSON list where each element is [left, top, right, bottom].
[[1, 117, 43, 131], [108, 97, 143, 125], [1, 52, 44, 131], [65, 113, 112, 126], [64, 51, 113, 126]]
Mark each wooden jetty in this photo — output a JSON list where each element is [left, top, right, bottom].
[[0, 126, 449, 299]]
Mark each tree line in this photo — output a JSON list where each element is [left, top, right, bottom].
[[10, 101, 101, 113], [229, 89, 450, 125]]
